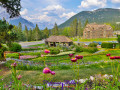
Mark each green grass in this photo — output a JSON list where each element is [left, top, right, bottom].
[[28, 43, 45, 47], [1, 61, 118, 85], [71, 37, 117, 42]]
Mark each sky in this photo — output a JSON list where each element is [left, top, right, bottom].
[[20, 0, 120, 25]]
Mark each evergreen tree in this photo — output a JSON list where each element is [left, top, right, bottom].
[[34, 24, 40, 41], [28, 28, 32, 41], [78, 19, 83, 37], [52, 23, 59, 35], [25, 25, 28, 41], [43, 27, 49, 38], [84, 19, 89, 27]]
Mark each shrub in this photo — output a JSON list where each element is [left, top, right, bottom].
[[0, 44, 8, 60], [83, 47, 98, 53], [9, 43, 22, 52], [49, 47, 60, 54], [101, 43, 117, 48], [6, 53, 19, 59], [74, 46, 83, 52], [88, 43, 97, 47]]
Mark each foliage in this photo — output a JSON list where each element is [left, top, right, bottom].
[[6, 53, 19, 59], [83, 47, 98, 53], [9, 42, 22, 52], [0, 44, 8, 60], [0, 0, 21, 18], [101, 42, 117, 48], [49, 47, 60, 54], [88, 43, 98, 47], [75, 46, 83, 52]]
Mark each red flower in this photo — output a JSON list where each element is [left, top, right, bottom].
[[11, 63, 17, 67], [69, 54, 74, 57], [17, 75, 22, 80], [51, 71, 55, 75], [110, 57, 115, 60], [75, 55, 83, 59], [106, 54, 111, 57], [71, 58, 77, 62], [44, 49, 50, 53], [43, 67, 51, 74]]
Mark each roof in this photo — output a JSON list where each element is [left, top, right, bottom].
[[45, 36, 73, 43]]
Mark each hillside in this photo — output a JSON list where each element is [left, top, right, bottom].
[[59, 8, 120, 28]]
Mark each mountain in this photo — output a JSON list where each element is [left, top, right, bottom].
[[0, 11, 53, 30], [59, 8, 120, 28], [34, 22, 54, 30], [9, 17, 35, 29]]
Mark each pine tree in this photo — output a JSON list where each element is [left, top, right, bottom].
[[84, 19, 89, 27], [52, 23, 59, 35], [43, 27, 49, 38], [78, 19, 83, 37], [25, 25, 28, 41], [34, 24, 40, 41], [28, 28, 32, 41]]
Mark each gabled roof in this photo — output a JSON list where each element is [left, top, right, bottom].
[[45, 36, 72, 42]]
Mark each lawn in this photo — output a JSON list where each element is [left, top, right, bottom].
[[1, 61, 117, 85], [71, 37, 117, 42]]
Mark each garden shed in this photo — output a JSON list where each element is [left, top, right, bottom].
[[45, 36, 73, 47]]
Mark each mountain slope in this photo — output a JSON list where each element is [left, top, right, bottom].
[[59, 8, 120, 28], [9, 17, 35, 29]]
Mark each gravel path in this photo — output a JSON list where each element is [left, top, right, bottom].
[[19, 40, 45, 48]]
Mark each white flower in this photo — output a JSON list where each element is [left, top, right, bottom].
[[90, 76, 94, 81]]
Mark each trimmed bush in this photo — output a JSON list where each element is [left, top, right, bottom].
[[9, 42, 22, 52], [88, 43, 97, 47], [49, 47, 60, 54], [75, 46, 83, 52], [101, 43, 117, 48], [83, 47, 98, 53]]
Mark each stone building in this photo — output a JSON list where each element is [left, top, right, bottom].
[[83, 23, 113, 39], [45, 36, 73, 47]]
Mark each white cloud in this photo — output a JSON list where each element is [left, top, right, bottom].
[[78, 0, 107, 8], [60, 12, 76, 19], [111, 0, 120, 3], [20, 9, 28, 15], [43, 5, 65, 11]]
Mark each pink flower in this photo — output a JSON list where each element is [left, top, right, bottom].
[[115, 56, 120, 59], [51, 71, 55, 75], [69, 54, 74, 57], [75, 55, 83, 59], [43, 67, 51, 74], [11, 63, 17, 67], [44, 49, 50, 53], [106, 54, 111, 57], [41, 54, 44, 57], [17, 75, 22, 80], [110, 57, 115, 60], [71, 58, 77, 62]]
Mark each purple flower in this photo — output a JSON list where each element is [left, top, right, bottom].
[[69, 54, 74, 57], [11, 63, 17, 67], [51, 71, 55, 75], [71, 58, 77, 62], [75, 55, 83, 59], [43, 67, 51, 74], [44, 49, 50, 53]]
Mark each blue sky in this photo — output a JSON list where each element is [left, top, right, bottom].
[[20, 0, 120, 25]]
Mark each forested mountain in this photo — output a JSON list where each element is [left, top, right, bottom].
[[59, 8, 120, 28]]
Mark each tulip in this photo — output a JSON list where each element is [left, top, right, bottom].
[[69, 54, 74, 57], [17, 75, 22, 80], [43, 67, 51, 74], [106, 54, 111, 57], [11, 63, 17, 67], [51, 71, 55, 75], [44, 49, 50, 53], [71, 58, 77, 62], [75, 55, 83, 59]]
